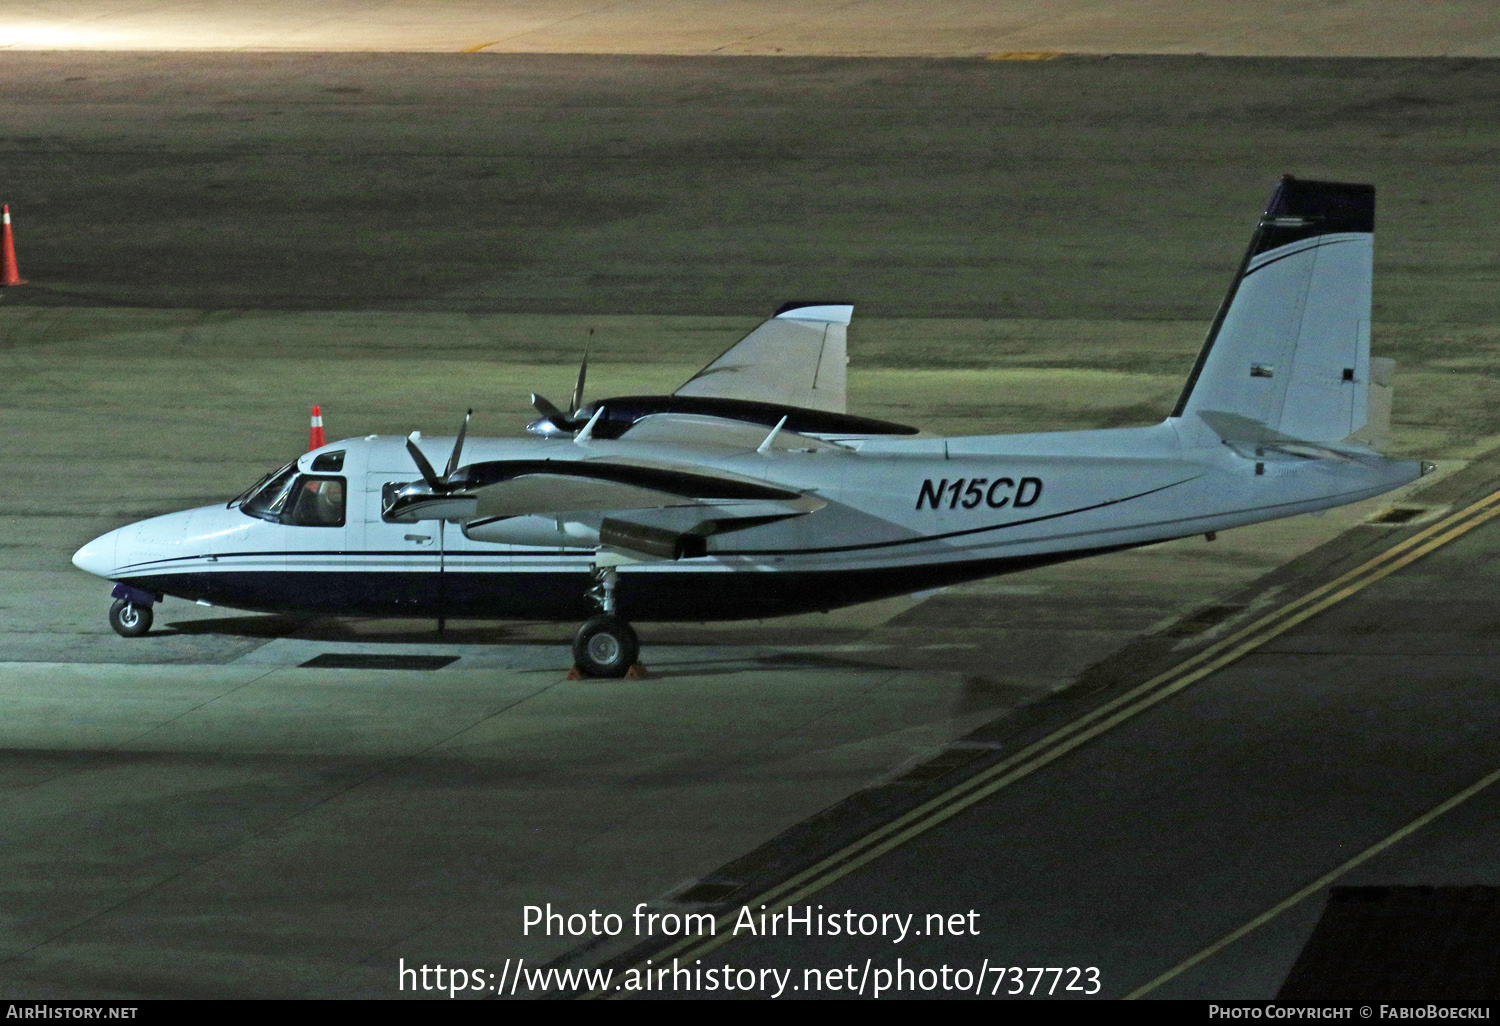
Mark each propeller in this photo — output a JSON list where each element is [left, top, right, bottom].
[[528, 392, 577, 435], [444, 407, 471, 479], [528, 344, 594, 437], [404, 408, 472, 492]]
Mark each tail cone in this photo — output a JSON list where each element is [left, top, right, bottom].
[[309, 405, 325, 450], [2, 205, 26, 287]]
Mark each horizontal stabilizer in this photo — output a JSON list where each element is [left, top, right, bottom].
[[1197, 409, 1380, 464]]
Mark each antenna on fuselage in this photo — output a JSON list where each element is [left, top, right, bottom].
[[573, 405, 605, 445], [757, 415, 788, 455]]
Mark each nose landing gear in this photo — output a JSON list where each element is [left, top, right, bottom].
[[571, 564, 643, 678], [107, 583, 160, 638], [108, 598, 153, 637]]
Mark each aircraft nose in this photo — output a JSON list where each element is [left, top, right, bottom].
[[72, 528, 121, 578]]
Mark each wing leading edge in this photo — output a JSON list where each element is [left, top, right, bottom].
[[383, 456, 823, 523]]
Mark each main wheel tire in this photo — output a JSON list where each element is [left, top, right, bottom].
[[572, 614, 639, 678], [109, 598, 153, 638]]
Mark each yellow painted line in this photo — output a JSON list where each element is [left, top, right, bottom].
[[461, 41, 500, 53], [587, 482, 1500, 998], [986, 51, 1065, 61], [1126, 762, 1500, 999]]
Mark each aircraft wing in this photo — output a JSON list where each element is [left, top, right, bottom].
[[383, 456, 824, 523], [673, 303, 851, 413], [618, 413, 848, 451]]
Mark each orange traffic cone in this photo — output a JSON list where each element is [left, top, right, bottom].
[[308, 405, 325, 450], [2, 205, 26, 287]]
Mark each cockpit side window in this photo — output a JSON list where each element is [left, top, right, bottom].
[[286, 476, 347, 527], [239, 464, 300, 521]]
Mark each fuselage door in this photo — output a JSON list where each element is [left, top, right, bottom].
[[360, 472, 444, 615]]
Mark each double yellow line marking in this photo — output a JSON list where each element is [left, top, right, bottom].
[[590, 482, 1500, 997]]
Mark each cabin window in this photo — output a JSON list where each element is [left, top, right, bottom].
[[286, 476, 347, 527], [311, 450, 345, 472], [239, 463, 299, 521]]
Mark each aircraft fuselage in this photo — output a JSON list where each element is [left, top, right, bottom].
[[72, 423, 1422, 622]]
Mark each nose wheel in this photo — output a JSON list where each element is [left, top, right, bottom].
[[572, 563, 645, 679], [109, 598, 153, 638]]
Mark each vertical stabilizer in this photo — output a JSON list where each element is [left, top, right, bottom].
[[1174, 177, 1376, 447]]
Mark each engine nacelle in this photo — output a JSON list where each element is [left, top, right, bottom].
[[462, 515, 600, 549]]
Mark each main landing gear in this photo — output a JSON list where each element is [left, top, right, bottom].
[[572, 564, 642, 679]]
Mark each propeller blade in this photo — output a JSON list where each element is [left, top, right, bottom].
[[405, 432, 443, 490], [530, 392, 575, 431], [444, 408, 472, 479], [570, 345, 590, 416]]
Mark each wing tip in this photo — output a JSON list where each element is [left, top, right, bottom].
[[774, 302, 853, 325]]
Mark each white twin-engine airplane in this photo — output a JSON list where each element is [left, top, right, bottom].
[[74, 177, 1430, 676]]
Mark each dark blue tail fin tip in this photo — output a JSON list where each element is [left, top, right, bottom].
[[1252, 176, 1375, 257]]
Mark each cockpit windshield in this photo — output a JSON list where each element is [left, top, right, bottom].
[[236, 462, 299, 521]]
